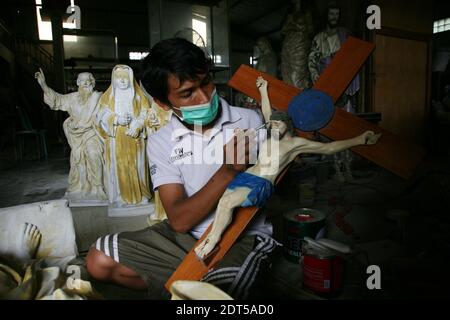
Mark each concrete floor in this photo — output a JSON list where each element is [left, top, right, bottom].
[[1, 154, 449, 299], [0, 156, 68, 208]]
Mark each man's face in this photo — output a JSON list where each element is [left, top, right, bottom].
[[327, 8, 340, 28], [114, 69, 130, 90], [157, 73, 215, 118], [77, 73, 94, 92]]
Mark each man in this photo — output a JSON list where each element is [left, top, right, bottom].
[[308, 2, 359, 182], [35, 69, 106, 201], [86, 38, 278, 299], [96, 65, 152, 208]]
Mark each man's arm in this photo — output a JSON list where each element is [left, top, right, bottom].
[[158, 130, 253, 233], [159, 166, 237, 233]]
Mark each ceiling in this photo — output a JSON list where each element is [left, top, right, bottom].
[[5, 0, 450, 52], [228, 0, 291, 39]]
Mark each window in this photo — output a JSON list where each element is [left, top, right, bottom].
[[192, 18, 207, 47], [434, 18, 450, 34], [35, 0, 77, 41]]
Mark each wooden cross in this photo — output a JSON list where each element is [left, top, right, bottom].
[[165, 36, 425, 291]]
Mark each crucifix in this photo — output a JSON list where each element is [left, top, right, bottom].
[[165, 36, 425, 291]]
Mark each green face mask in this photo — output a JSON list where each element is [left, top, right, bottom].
[[173, 89, 219, 125]]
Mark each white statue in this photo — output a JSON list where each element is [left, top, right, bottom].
[[0, 221, 100, 300], [35, 69, 107, 202], [170, 280, 233, 300], [15, 222, 42, 266], [0, 199, 78, 269], [194, 77, 381, 259], [96, 65, 152, 208]]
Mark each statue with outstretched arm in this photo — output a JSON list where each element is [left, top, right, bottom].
[[35, 68, 106, 202], [194, 76, 381, 259]]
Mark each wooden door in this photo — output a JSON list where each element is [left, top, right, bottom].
[[373, 33, 429, 144]]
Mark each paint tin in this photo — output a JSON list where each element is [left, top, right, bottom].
[[302, 243, 343, 297], [282, 208, 326, 263]]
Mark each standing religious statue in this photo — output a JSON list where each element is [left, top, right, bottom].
[[254, 37, 278, 77], [236, 37, 278, 113], [96, 65, 152, 208], [35, 69, 107, 202], [194, 76, 381, 259], [308, 2, 360, 181], [143, 89, 172, 222], [281, 0, 315, 89]]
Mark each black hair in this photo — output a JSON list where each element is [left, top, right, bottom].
[[140, 38, 213, 105]]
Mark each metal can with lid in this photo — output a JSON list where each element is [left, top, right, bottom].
[[301, 241, 343, 297], [282, 208, 326, 263]]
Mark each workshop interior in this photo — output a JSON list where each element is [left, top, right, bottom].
[[0, 0, 449, 301]]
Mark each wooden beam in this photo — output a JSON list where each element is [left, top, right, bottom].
[[165, 207, 258, 291], [165, 168, 290, 291], [228, 64, 300, 111], [313, 37, 376, 103], [320, 108, 424, 179], [228, 38, 425, 180], [165, 36, 424, 291]]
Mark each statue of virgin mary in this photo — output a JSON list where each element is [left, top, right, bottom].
[[96, 65, 152, 208]]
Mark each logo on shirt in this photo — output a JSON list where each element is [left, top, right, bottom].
[[169, 147, 193, 162], [150, 164, 157, 176]]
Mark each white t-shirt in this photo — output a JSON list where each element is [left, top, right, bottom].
[[147, 98, 273, 239]]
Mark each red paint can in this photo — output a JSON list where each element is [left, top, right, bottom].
[[302, 244, 343, 297]]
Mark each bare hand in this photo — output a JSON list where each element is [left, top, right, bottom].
[[223, 128, 257, 173], [360, 131, 382, 145], [116, 113, 131, 126], [256, 76, 268, 91], [35, 68, 46, 87]]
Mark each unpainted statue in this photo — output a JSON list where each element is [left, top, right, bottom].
[[0, 222, 100, 299], [254, 37, 278, 77], [281, 0, 315, 89], [194, 76, 381, 259], [35, 69, 107, 202], [170, 280, 233, 300], [96, 65, 152, 208]]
